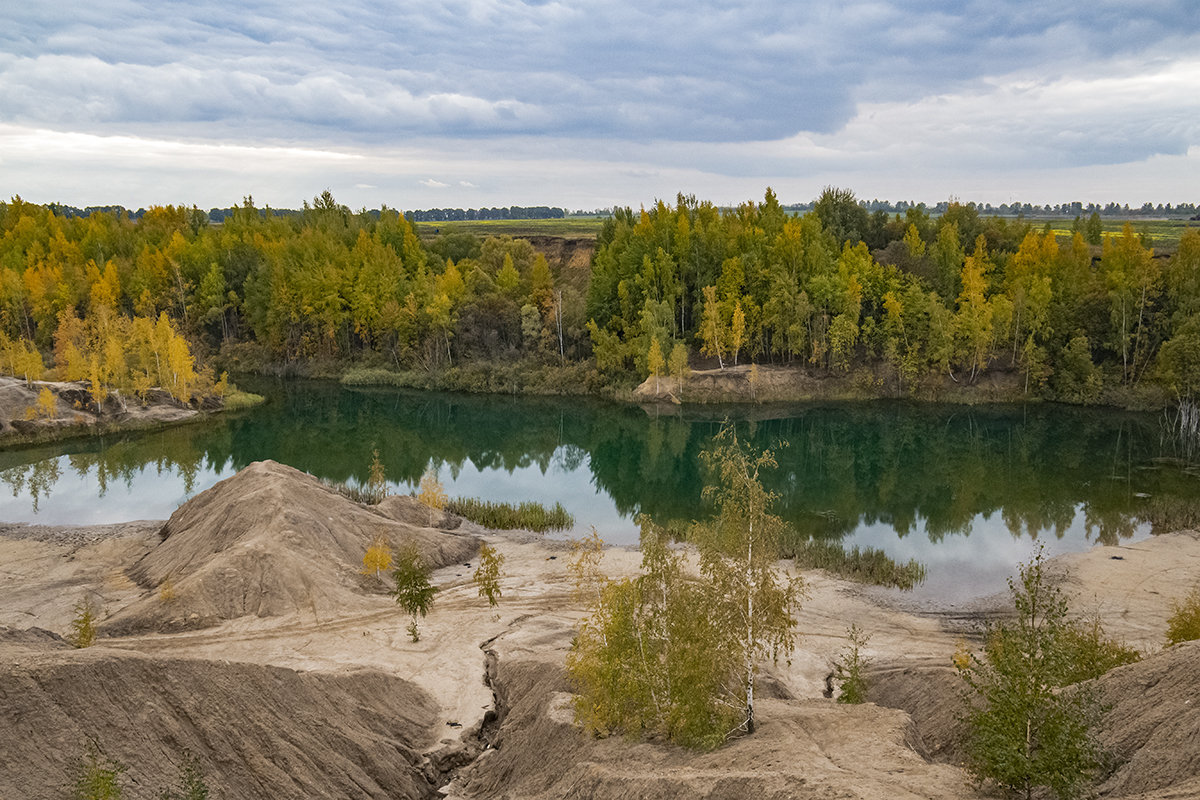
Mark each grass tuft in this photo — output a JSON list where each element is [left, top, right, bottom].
[[791, 538, 927, 590], [448, 497, 574, 532]]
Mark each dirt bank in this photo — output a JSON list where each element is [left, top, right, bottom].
[[0, 641, 438, 800], [634, 362, 1029, 405]]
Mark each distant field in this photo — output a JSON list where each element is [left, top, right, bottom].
[[411, 213, 1198, 250], [412, 217, 607, 239], [1035, 217, 1200, 251]]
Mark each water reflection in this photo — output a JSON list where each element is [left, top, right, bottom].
[[2, 379, 1197, 600]]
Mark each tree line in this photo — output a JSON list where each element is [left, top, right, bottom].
[[782, 198, 1200, 219], [403, 206, 566, 222], [0, 191, 590, 395], [3, 187, 1200, 412], [586, 188, 1200, 407]]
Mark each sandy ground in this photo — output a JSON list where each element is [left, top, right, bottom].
[[2, 509, 1199, 798]]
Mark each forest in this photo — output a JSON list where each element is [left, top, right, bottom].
[[1, 188, 1198, 412], [587, 189, 1200, 409]]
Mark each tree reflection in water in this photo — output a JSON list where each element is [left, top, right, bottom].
[[2, 380, 1197, 598]]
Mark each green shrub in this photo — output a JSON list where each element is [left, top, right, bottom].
[[956, 548, 1106, 800], [221, 389, 264, 411], [1166, 585, 1200, 646], [1058, 615, 1140, 683], [158, 755, 209, 800], [393, 544, 437, 642], [71, 742, 125, 800], [341, 361, 617, 398]]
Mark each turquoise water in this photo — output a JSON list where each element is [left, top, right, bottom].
[[2, 379, 1197, 601]]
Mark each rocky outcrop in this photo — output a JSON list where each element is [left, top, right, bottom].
[[0, 376, 199, 442]]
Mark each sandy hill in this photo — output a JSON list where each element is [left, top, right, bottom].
[[103, 460, 479, 633], [0, 639, 437, 800], [867, 639, 1200, 800], [1096, 639, 1200, 799], [451, 653, 980, 799]]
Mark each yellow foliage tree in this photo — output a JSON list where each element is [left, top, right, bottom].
[[68, 597, 98, 648], [362, 532, 393, 578], [35, 386, 56, 418], [473, 542, 505, 607], [730, 301, 746, 366], [647, 336, 665, 394], [417, 467, 447, 526], [0, 333, 44, 385], [669, 342, 690, 399], [699, 285, 725, 369]]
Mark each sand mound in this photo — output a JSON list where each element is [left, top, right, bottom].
[[0, 643, 437, 800], [450, 657, 978, 800], [103, 460, 478, 633], [868, 641, 1200, 799], [1096, 640, 1200, 798], [867, 664, 966, 762], [376, 493, 462, 530]]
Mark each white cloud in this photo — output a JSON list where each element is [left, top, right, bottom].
[[2, 1, 1199, 207]]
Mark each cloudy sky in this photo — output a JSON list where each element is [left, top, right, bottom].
[[2, 1, 1198, 211]]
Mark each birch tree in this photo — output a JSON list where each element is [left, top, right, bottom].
[[693, 426, 802, 734]]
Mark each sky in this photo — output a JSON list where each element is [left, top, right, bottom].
[[2, 1, 1199, 211]]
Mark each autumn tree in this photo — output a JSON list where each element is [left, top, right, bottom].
[[668, 341, 689, 398], [34, 386, 57, 418], [362, 532, 393, 579], [698, 285, 725, 368], [417, 467, 447, 525], [693, 426, 802, 734], [729, 301, 746, 366], [68, 597, 99, 648], [646, 336, 665, 394], [1102, 224, 1159, 384], [954, 237, 998, 383]]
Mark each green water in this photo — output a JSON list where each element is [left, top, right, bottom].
[[2, 379, 1197, 601]]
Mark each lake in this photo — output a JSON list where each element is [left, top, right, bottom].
[[2, 378, 1197, 602]]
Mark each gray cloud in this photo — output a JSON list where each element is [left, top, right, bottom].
[[2, 0, 1200, 209], [3, 0, 1197, 148]]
